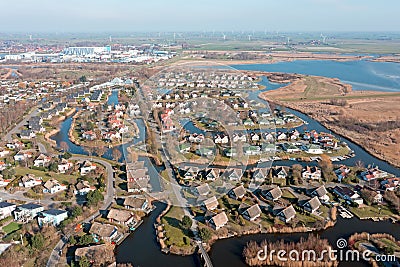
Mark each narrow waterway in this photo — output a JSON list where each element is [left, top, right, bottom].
[[49, 64, 400, 267], [116, 202, 201, 267]]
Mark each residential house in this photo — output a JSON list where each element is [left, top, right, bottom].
[[193, 183, 211, 196], [19, 174, 42, 188], [80, 161, 97, 175], [252, 168, 268, 183], [222, 168, 243, 181], [261, 186, 282, 201], [381, 178, 400, 191], [20, 129, 35, 139], [14, 150, 34, 161], [202, 196, 219, 211], [305, 144, 324, 154], [301, 196, 321, 214], [276, 205, 296, 223], [228, 185, 246, 200], [89, 222, 118, 243], [271, 167, 288, 179], [127, 179, 149, 193], [333, 186, 364, 205], [207, 212, 228, 230], [58, 159, 73, 173], [43, 179, 67, 194], [37, 209, 68, 227], [239, 203, 261, 221], [204, 168, 220, 181], [361, 167, 389, 181], [0, 176, 11, 187], [74, 180, 96, 195], [13, 203, 44, 222], [310, 185, 330, 203], [107, 208, 135, 226], [75, 244, 111, 263], [33, 154, 51, 167], [82, 131, 97, 141], [123, 197, 149, 211], [335, 165, 351, 182], [302, 166, 322, 180], [0, 202, 16, 219]]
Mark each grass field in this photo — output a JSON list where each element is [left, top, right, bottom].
[[2, 222, 22, 234], [14, 166, 77, 183], [161, 206, 192, 248]]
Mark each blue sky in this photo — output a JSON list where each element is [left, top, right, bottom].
[[1, 0, 399, 32]]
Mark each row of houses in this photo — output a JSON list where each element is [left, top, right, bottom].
[[0, 202, 68, 226], [177, 165, 322, 182]]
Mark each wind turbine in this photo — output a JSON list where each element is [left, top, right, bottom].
[[320, 33, 327, 44], [222, 32, 226, 41]]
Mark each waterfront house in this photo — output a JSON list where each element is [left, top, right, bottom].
[[13, 203, 44, 223], [207, 212, 228, 230], [276, 205, 296, 223], [75, 244, 111, 263], [239, 203, 261, 221], [89, 222, 118, 243], [302, 166, 322, 180], [0, 202, 16, 219], [204, 168, 220, 181], [305, 144, 324, 154], [333, 186, 363, 205], [202, 196, 219, 211], [361, 167, 389, 181], [301, 196, 321, 214], [310, 185, 330, 203], [127, 179, 149, 193], [82, 130, 97, 141], [43, 179, 67, 194], [222, 168, 243, 181], [381, 177, 400, 191], [261, 186, 282, 201], [123, 196, 149, 211], [252, 168, 268, 183], [107, 208, 135, 226], [37, 209, 68, 227], [335, 165, 351, 182], [271, 167, 288, 179], [228, 185, 246, 200], [33, 154, 52, 167], [74, 180, 96, 195], [19, 174, 42, 188]]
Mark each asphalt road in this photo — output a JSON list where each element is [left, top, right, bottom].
[[4, 108, 40, 142], [46, 156, 115, 267]]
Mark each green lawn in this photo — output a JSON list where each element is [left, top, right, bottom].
[[14, 166, 77, 183], [162, 206, 191, 248], [349, 205, 395, 219], [2, 222, 22, 234]]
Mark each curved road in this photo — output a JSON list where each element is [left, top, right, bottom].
[[46, 156, 115, 267]]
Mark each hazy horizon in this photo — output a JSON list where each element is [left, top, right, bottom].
[[1, 0, 400, 33]]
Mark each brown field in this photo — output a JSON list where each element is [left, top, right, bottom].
[[260, 75, 400, 168]]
